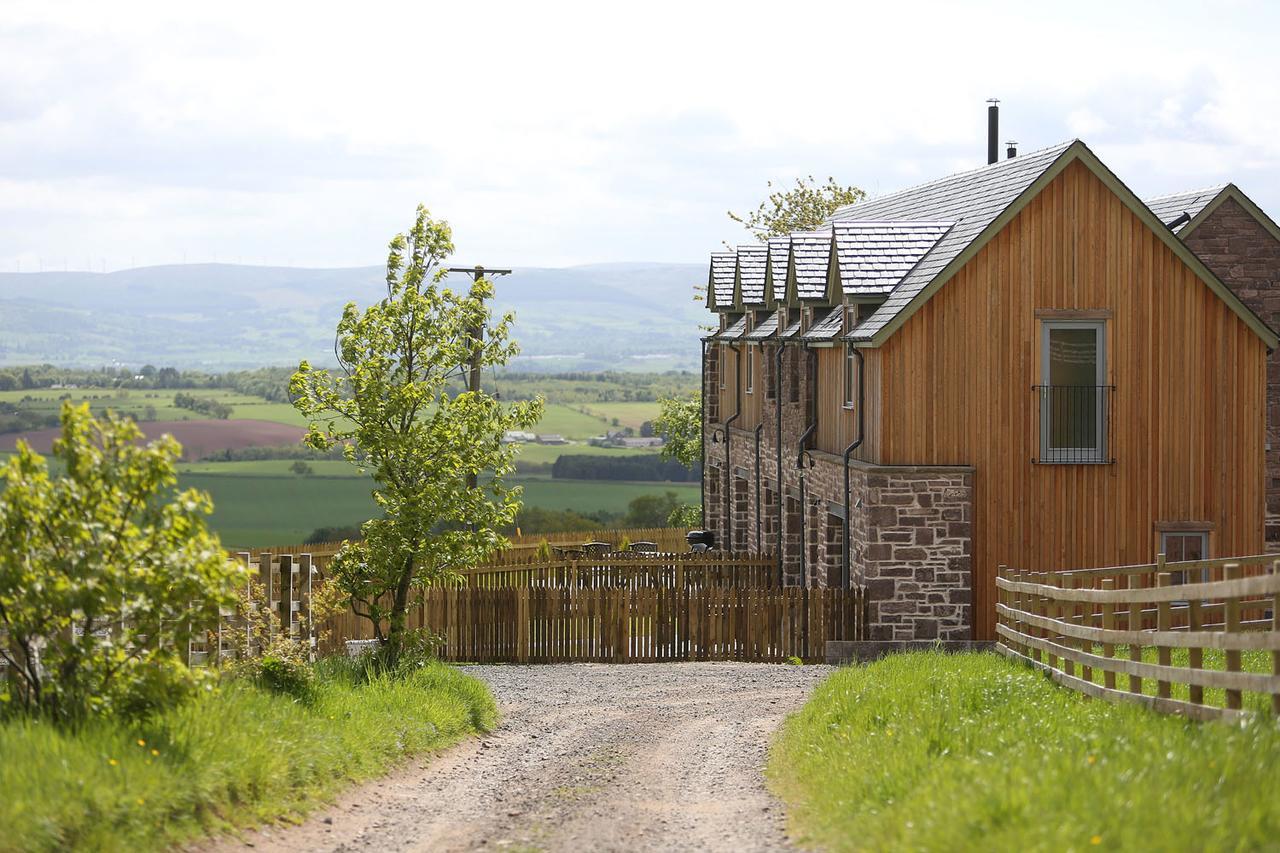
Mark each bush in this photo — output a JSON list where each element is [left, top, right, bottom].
[[0, 404, 244, 724]]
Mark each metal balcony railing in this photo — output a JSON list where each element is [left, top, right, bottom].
[[1033, 385, 1115, 464]]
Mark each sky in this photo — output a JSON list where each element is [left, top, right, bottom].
[[2, 0, 1279, 272]]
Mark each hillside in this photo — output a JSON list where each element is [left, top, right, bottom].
[[0, 262, 707, 371]]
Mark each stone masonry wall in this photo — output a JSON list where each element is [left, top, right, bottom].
[[1183, 197, 1280, 540]]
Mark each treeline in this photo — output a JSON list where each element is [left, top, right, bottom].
[[551, 454, 700, 482], [198, 443, 350, 463], [493, 370, 698, 404], [0, 364, 296, 399], [173, 392, 232, 419]]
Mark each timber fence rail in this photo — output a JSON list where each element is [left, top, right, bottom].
[[995, 555, 1280, 721]]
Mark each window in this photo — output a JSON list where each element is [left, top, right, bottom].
[[765, 345, 777, 400], [1039, 321, 1108, 463], [1162, 530, 1209, 584], [843, 343, 857, 409], [745, 346, 754, 394], [719, 344, 726, 390]]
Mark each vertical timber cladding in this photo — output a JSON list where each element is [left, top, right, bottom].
[[875, 159, 1268, 640]]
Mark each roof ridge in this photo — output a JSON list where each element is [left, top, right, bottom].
[[1143, 183, 1229, 202], [831, 139, 1077, 218]]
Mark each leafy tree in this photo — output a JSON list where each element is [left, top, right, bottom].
[[0, 403, 244, 723], [623, 491, 683, 527], [19, 368, 34, 390], [654, 391, 702, 469], [291, 205, 542, 666], [289, 460, 314, 476], [0, 374, 16, 392], [727, 175, 866, 240]]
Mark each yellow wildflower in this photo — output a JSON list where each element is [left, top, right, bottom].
[[151, 749, 159, 756], [108, 758, 118, 766], [1087, 755, 1096, 765], [137, 739, 146, 747], [1091, 835, 1102, 845]]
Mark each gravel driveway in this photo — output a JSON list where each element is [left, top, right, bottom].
[[212, 662, 831, 852]]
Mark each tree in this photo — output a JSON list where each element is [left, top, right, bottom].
[[727, 175, 866, 240], [289, 460, 314, 476], [19, 368, 34, 390], [291, 205, 542, 666], [0, 403, 243, 723], [654, 391, 702, 469], [623, 491, 682, 527]]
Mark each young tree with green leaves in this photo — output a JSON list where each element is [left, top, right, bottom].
[[728, 175, 866, 240], [653, 391, 704, 527], [291, 206, 542, 666], [0, 403, 244, 724]]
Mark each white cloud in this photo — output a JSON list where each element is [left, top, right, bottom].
[[1, 0, 1279, 271]]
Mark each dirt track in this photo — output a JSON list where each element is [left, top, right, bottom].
[[209, 662, 830, 852]]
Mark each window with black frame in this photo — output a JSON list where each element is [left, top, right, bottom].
[[1038, 320, 1110, 463]]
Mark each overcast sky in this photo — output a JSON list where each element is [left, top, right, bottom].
[[2, 0, 1278, 272]]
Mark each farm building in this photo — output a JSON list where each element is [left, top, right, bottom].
[[701, 134, 1280, 642]]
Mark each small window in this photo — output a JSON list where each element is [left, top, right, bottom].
[[745, 347, 754, 394], [718, 344, 726, 390], [1162, 531, 1209, 584], [1038, 321, 1108, 463], [765, 345, 777, 400], [843, 344, 856, 409]]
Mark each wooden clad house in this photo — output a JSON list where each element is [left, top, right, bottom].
[[702, 139, 1280, 641]]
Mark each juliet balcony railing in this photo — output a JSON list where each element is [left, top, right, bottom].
[[1033, 385, 1115, 464]]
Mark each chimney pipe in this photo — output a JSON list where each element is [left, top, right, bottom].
[[987, 99, 999, 165], [1006, 140, 1017, 159]]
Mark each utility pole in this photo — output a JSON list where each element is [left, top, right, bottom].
[[447, 264, 512, 491]]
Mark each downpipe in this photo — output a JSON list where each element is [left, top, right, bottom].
[[754, 422, 763, 554], [722, 342, 743, 550], [699, 338, 710, 531], [774, 341, 787, 585], [841, 347, 865, 590], [795, 345, 817, 588]]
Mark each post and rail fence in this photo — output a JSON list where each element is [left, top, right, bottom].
[[995, 554, 1280, 721]]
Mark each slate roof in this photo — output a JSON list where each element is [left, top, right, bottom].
[[745, 309, 779, 340], [790, 230, 834, 300], [778, 313, 802, 338], [714, 314, 747, 340], [1144, 185, 1227, 233], [832, 140, 1076, 341], [709, 251, 737, 308], [766, 236, 790, 302], [802, 307, 844, 341], [736, 245, 769, 305], [832, 221, 954, 295]]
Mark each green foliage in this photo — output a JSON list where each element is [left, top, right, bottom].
[[654, 391, 701, 469], [0, 403, 244, 724], [666, 503, 701, 528], [550, 453, 698, 482], [172, 392, 233, 419], [511, 505, 601, 534], [291, 206, 542, 663], [289, 460, 314, 476], [0, 661, 495, 852], [622, 490, 683, 527], [727, 175, 866, 240], [250, 654, 316, 703], [770, 651, 1280, 851], [534, 538, 553, 560]]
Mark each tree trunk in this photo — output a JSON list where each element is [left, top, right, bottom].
[[386, 554, 416, 667]]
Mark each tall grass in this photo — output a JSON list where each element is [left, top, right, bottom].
[[769, 651, 1280, 851], [0, 660, 495, 852]]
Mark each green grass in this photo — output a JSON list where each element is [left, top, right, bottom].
[[0, 661, 495, 852], [530, 403, 612, 439], [575, 401, 663, 430], [511, 476, 699, 514], [769, 651, 1280, 852], [510, 441, 658, 466]]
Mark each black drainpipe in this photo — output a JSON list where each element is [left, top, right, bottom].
[[723, 342, 743, 550], [754, 423, 763, 554], [774, 341, 787, 585], [795, 345, 817, 588], [699, 338, 710, 530], [841, 347, 865, 590]]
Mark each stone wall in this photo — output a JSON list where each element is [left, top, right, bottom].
[[1183, 197, 1280, 539]]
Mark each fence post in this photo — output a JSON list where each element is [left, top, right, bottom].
[[277, 554, 294, 640], [1224, 562, 1242, 711], [1188, 591, 1204, 706], [1101, 579, 1116, 690], [1128, 563, 1144, 695], [1156, 572, 1172, 700], [1272, 559, 1280, 716]]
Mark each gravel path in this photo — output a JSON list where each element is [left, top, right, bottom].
[[211, 662, 831, 852]]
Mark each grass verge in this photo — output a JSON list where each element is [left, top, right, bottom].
[[769, 651, 1280, 851], [0, 660, 496, 852]]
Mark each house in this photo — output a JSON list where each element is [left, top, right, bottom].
[[503, 430, 537, 444], [701, 134, 1280, 643], [535, 434, 569, 445]]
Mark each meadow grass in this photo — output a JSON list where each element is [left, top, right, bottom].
[[0, 660, 495, 852], [769, 651, 1280, 852]]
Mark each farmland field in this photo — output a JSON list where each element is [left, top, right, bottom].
[[0, 419, 306, 459]]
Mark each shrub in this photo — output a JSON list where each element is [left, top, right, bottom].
[[0, 404, 245, 724]]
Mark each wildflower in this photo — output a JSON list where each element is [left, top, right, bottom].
[[1091, 836, 1102, 845], [136, 798, 145, 806], [137, 739, 146, 747], [151, 748, 159, 756], [886, 730, 894, 737], [108, 758, 118, 766], [1087, 755, 1096, 765]]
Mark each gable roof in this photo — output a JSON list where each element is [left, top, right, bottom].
[[745, 309, 779, 340], [708, 251, 736, 311], [1144, 185, 1227, 233], [766, 235, 790, 303], [735, 244, 769, 306], [1170, 183, 1280, 248], [788, 230, 834, 301], [831, 220, 954, 297], [835, 140, 1075, 341], [836, 140, 1277, 349]]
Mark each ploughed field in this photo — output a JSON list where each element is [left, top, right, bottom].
[[0, 418, 306, 460]]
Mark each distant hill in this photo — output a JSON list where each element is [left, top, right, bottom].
[[0, 262, 708, 371]]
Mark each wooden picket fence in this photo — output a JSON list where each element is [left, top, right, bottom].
[[246, 526, 694, 571], [321, 585, 861, 663], [995, 554, 1280, 721], [458, 553, 778, 590]]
